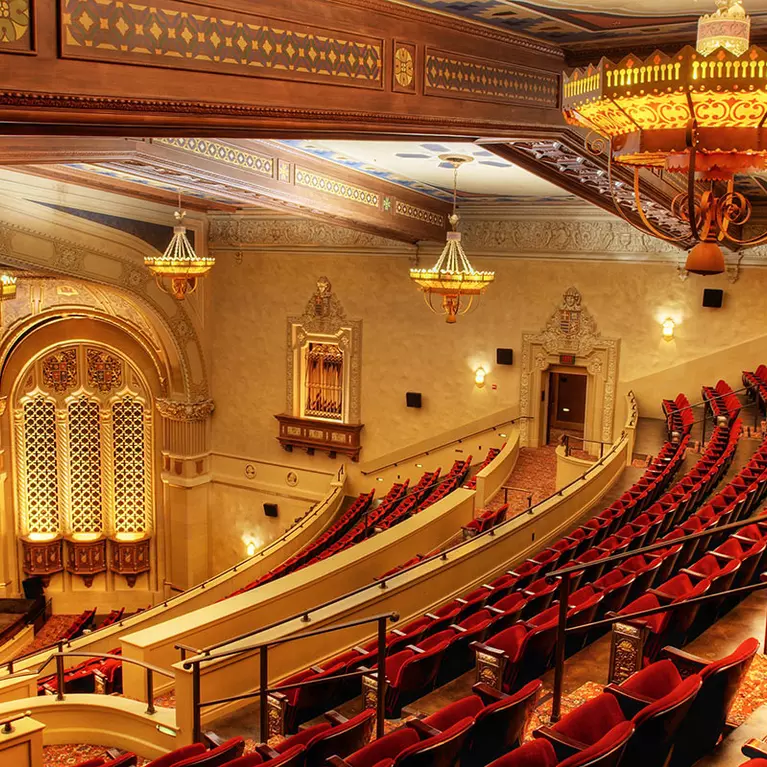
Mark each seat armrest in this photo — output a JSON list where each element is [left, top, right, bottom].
[[407, 719, 441, 739], [256, 744, 281, 759], [449, 624, 467, 633], [472, 681, 508, 704], [660, 645, 709, 674], [742, 739, 767, 760], [324, 710, 349, 725], [534, 726, 588, 761], [486, 606, 504, 615], [646, 588, 674, 603], [391, 629, 407, 637], [470, 641, 505, 658], [425, 612, 441, 621], [710, 551, 735, 563], [456, 598, 469, 606], [679, 568, 708, 581], [405, 644, 426, 654], [327, 758, 354, 767], [603, 684, 654, 719], [352, 646, 369, 655]]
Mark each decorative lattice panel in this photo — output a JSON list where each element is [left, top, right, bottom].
[[67, 397, 103, 534], [112, 397, 148, 533], [22, 396, 60, 534]]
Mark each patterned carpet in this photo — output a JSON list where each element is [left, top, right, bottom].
[[15, 614, 78, 658], [487, 445, 558, 515]]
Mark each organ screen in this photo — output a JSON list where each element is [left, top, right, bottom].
[[303, 343, 344, 421]]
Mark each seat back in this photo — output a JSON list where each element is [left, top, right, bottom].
[[670, 638, 759, 767], [485, 738, 557, 767], [172, 738, 245, 767], [558, 721, 635, 767], [396, 717, 474, 767], [348, 728, 420, 767], [306, 710, 376, 766], [146, 744, 207, 767], [471, 680, 541, 767]]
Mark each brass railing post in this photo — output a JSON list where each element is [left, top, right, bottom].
[[259, 645, 269, 741], [192, 662, 201, 744], [376, 615, 387, 738], [55, 651, 65, 702], [550, 572, 571, 723], [146, 668, 155, 715]]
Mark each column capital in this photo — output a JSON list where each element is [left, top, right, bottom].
[[156, 398, 215, 422]]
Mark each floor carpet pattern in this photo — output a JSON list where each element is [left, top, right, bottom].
[[16, 614, 79, 658]]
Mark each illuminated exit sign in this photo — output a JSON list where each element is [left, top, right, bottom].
[[559, 354, 576, 365]]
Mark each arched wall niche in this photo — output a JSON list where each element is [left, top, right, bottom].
[[519, 287, 620, 448], [0, 315, 170, 608]]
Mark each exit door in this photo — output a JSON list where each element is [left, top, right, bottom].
[[546, 370, 587, 443]]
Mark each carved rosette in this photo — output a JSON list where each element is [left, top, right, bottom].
[[156, 398, 215, 421]]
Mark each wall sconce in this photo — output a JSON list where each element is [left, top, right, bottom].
[[475, 367, 487, 388], [245, 539, 257, 557], [661, 318, 675, 342]]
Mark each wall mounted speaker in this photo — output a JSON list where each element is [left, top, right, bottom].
[[406, 392, 422, 409], [702, 289, 724, 308], [496, 348, 514, 365], [264, 503, 279, 517]]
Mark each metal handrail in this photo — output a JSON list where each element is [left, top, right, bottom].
[[2, 649, 173, 715], [195, 433, 628, 657], [184, 612, 398, 743], [360, 415, 532, 476], [562, 435, 613, 458], [0, 710, 31, 734], [549, 511, 765, 722], [3, 479, 347, 674]]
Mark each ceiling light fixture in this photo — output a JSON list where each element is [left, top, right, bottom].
[[409, 155, 494, 323], [562, 0, 767, 274], [145, 192, 215, 300]]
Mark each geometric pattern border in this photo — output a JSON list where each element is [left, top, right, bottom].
[[156, 138, 275, 177], [395, 200, 445, 228], [61, 0, 383, 88], [424, 48, 559, 107], [295, 167, 380, 207]]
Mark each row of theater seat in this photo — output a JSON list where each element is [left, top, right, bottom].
[[38, 646, 123, 696], [470, 417, 751, 694], [229, 458, 473, 599], [266, 400, 698, 730], [703, 379, 742, 422], [661, 392, 695, 435], [463, 446, 503, 491]]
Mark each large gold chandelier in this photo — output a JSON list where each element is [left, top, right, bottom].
[[145, 197, 215, 300], [410, 155, 495, 323], [562, 0, 767, 274]]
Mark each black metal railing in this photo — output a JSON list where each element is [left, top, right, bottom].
[[189, 433, 627, 660], [502, 486, 534, 507], [182, 612, 397, 743], [3, 467, 347, 675], [548, 513, 767, 722], [1, 647, 173, 715], [0, 710, 31, 735], [562, 436, 613, 459]]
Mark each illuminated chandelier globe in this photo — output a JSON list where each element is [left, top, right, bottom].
[[145, 200, 215, 300], [561, 0, 767, 275], [409, 155, 495, 323]]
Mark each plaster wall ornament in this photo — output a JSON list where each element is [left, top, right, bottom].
[[0, 217, 208, 400], [208, 217, 403, 250], [286, 277, 362, 424], [156, 398, 215, 421], [519, 287, 620, 447]]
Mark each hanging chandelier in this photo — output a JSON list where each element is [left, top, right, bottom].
[[561, 0, 767, 275], [409, 155, 495, 323], [145, 196, 215, 300]]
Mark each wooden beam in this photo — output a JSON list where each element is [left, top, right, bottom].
[[0, 0, 564, 136]]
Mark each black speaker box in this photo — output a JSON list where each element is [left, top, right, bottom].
[[264, 503, 279, 517], [406, 392, 422, 409], [22, 577, 44, 600], [702, 288, 724, 308], [496, 348, 514, 366]]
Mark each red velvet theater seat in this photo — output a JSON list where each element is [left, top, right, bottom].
[[144, 744, 207, 767], [486, 738, 557, 767], [172, 738, 245, 767]]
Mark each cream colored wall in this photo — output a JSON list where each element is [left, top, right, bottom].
[[209, 242, 767, 464]]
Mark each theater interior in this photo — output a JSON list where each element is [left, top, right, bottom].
[[8, 1, 767, 766]]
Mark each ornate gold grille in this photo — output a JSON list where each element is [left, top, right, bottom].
[[112, 397, 148, 534], [22, 396, 60, 535], [304, 343, 344, 421], [67, 397, 103, 534]]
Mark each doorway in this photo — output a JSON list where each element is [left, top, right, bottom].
[[546, 369, 587, 445]]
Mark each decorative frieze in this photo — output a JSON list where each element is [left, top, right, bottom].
[[156, 398, 215, 422]]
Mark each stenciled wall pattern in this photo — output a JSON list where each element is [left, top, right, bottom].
[[0, 0, 32, 52]]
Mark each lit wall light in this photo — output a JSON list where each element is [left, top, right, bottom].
[[415, 463, 423, 468], [499, 433, 507, 438], [661, 318, 675, 342], [376, 477, 384, 482], [475, 367, 487, 388], [243, 535, 260, 557]]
